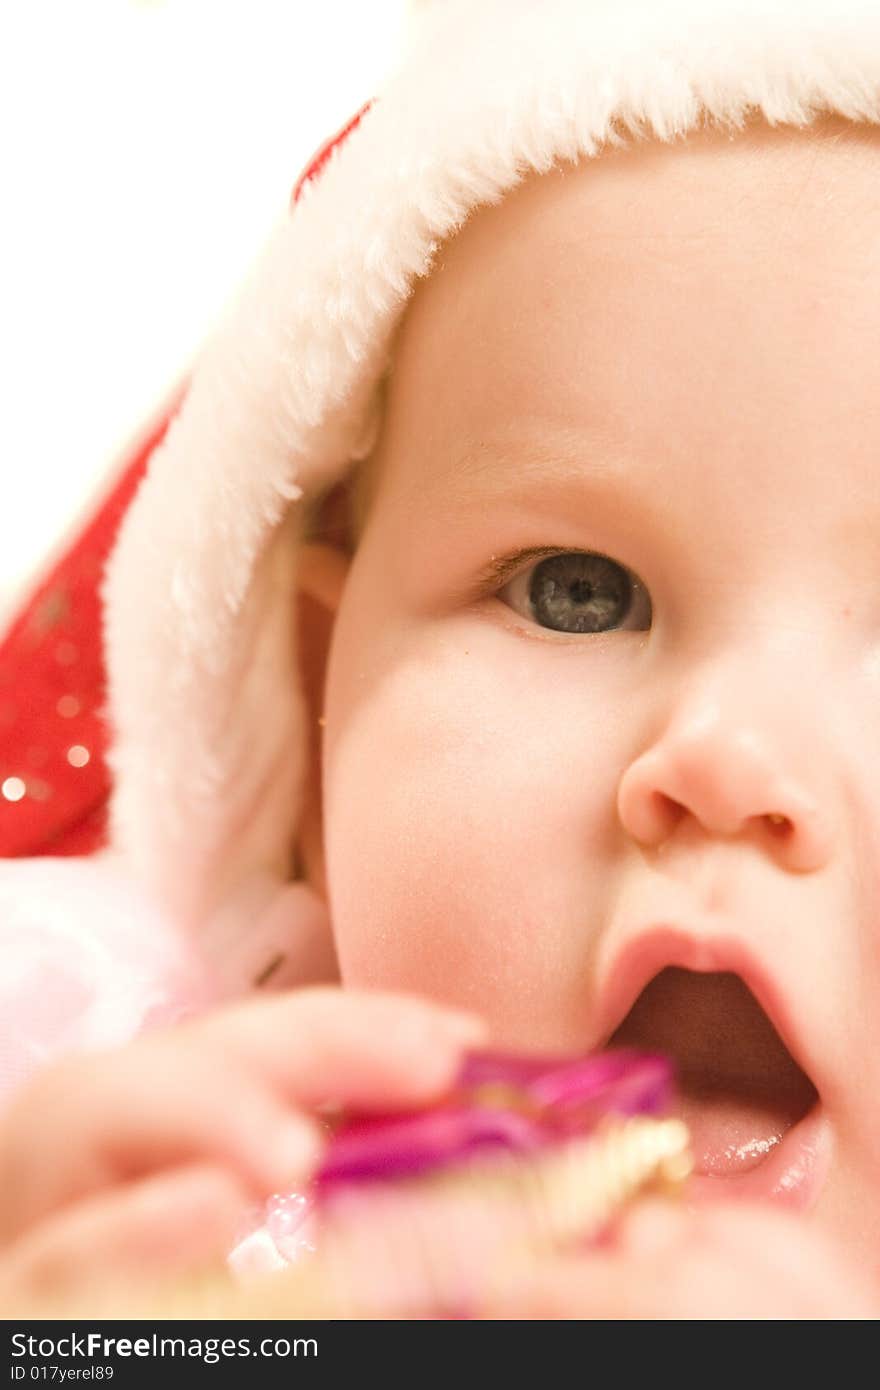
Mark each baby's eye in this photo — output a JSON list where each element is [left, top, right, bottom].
[[496, 551, 652, 634]]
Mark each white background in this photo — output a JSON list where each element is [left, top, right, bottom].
[[0, 0, 411, 621]]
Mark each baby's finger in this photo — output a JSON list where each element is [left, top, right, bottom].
[[193, 987, 488, 1109], [0, 1052, 321, 1244], [0, 1164, 249, 1316], [618, 1200, 879, 1317], [482, 1200, 879, 1319], [0, 989, 485, 1244]]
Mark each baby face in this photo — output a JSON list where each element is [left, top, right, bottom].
[[315, 115, 880, 1266]]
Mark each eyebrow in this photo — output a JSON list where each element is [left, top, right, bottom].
[[440, 419, 639, 502], [425, 426, 647, 599], [426, 423, 643, 536]]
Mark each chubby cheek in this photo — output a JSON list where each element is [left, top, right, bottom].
[[322, 613, 630, 1047]]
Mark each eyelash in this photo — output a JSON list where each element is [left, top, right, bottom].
[[477, 545, 580, 593], [481, 547, 652, 636]]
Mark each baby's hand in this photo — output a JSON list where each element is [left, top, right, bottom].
[[0, 988, 485, 1309], [484, 1200, 879, 1320]]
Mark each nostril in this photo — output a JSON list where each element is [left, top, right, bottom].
[[765, 813, 792, 836], [655, 792, 687, 828]]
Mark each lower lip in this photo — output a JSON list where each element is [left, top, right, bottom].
[[686, 1103, 831, 1212]]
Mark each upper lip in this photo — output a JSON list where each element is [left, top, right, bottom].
[[592, 920, 819, 1095]]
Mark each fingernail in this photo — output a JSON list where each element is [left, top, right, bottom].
[[268, 1120, 323, 1190], [435, 1009, 489, 1045]]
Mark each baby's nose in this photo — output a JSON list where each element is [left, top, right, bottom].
[[616, 703, 836, 873]]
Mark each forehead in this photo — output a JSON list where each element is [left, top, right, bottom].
[[369, 114, 880, 516]]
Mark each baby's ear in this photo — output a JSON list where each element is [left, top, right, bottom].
[[297, 540, 351, 613], [294, 541, 352, 934]]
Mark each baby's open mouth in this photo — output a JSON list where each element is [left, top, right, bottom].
[[606, 967, 820, 1184]]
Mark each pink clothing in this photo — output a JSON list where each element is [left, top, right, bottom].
[[0, 854, 209, 1103], [0, 851, 334, 1106]]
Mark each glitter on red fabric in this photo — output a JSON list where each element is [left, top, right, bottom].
[[0, 392, 185, 858]]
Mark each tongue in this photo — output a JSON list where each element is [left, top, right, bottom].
[[675, 1086, 806, 1175], [607, 968, 817, 1177]]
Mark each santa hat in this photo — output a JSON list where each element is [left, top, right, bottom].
[[3, 0, 880, 1007]]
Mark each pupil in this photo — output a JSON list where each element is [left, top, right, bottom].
[[529, 553, 631, 633]]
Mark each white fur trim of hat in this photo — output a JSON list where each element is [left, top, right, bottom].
[[101, 0, 880, 984]]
